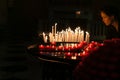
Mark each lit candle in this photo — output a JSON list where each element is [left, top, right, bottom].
[[55, 23, 57, 36], [51, 45, 56, 51], [82, 31, 84, 41], [45, 45, 51, 51], [66, 52, 71, 56], [51, 41, 56, 46], [88, 32, 90, 43], [52, 26, 55, 36], [78, 29, 81, 42], [58, 46, 63, 51], [42, 32, 46, 43], [85, 32, 90, 43], [81, 51, 88, 56], [71, 56, 76, 60], [39, 45, 45, 51], [45, 36, 48, 43], [64, 46, 70, 52], [85, 32, 88, 43], [75, 29, 77, 42], [49, 32, 51, 42]]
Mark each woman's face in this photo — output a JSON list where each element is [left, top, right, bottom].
[[100, 11, 114, 26]]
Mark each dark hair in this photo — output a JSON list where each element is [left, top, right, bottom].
[[100, 5, 120, 20]]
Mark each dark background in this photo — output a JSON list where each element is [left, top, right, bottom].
[[0, 0, 120, 80], [1, 0, 120, 42]]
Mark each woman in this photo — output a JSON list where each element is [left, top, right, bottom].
[[73, 5, 120, 80], [100, 5, 120, 39]]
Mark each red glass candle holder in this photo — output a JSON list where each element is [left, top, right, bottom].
[[45, 45, 51, 51], [39, 45, 45, 51], [81, 51, 89, 56], [57, 46, 63, 51], [51, 45, 56, 51], [64, 46, 70, 52], [65, 52, 72, 59], [50, 42, 56, 46]]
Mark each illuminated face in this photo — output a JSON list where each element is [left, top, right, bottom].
[[100, 11, 114, 26]]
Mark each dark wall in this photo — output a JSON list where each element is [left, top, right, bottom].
[[7, 0, 49, 42], [0, 0, 7, 25], [1, 0, 120, 43]]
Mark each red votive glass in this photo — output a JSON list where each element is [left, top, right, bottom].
[[71, 45, 78, 52], [51, 45, 56, 51], [39, 45, 45, 51], [50, 42, 56, 46], [77, 43, 83, 49], [81, 51, 89, 56], [64, 46, 70, 52], [77, 53, 82, 60], [45, 45, 51, 51], [65, 52, 72, 59], [57, 46, 63, 51], [70, 46, 75, 51]]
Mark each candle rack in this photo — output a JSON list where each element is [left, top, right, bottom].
[[51, 42, 79, 46], [38, 23, 90, 53]]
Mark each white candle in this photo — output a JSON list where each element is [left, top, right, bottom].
[[78, 30, 81, 42], [85, 32, 90, 43], [49, 32, 51, 42], [75, 29, 77, 42], [45, 36, 48, 43], [85, 32, 88, 42], [55, 23, 57, 36], [42, 32, 46, 43], [52, 26, 54, 36], [88, 33, 90, 43], [81, 31, 84, 41]]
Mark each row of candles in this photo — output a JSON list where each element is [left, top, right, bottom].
[[42, 23, 90, 43], [40, 51, 82, 60], [39, 41, 87, 60], [38, 41, 104, 60], [39, 41, 87, 52], [38, 39, 120, 60]]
